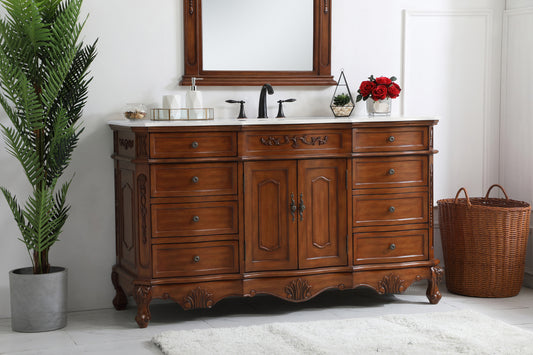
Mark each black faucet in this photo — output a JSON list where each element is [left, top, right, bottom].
[[258, 84, 274, 118]]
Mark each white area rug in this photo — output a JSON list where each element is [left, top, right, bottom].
[[152, 310, 533, 355]]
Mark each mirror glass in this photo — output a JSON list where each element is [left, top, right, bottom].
[[202, 0, 313, 71]]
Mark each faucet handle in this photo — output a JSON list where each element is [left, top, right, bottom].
[[276, 98, 296, 118], [225, 99, 247, 119]]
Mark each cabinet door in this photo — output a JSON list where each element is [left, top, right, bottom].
[[244, 161, 298, 272], [298, 159, 348, 269]]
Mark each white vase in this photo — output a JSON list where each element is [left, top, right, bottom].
[[366, 97, 392, 116]]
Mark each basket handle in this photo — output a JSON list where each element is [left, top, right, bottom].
[[454, 187, 472, 207], [484, 184, 509, 200]]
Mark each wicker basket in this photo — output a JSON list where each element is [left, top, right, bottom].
[[437, 185, 531, 297]]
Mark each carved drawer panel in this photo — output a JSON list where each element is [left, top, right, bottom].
[[152, 201, 238, 238], [353, 192, 428, 227], [152, 241, 239, 278], [150, 132, 237, 158], [354, 229, 428, 264], [240, 129, 351, 157], [352, 156, 427, 189], [151, 162, 238, 197], [352, 127, 428, 152]]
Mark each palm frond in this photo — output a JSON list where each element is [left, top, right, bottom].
[[0, 0, 96, 273]]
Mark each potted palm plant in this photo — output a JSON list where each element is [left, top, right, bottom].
[[0, 0, 96, 332]]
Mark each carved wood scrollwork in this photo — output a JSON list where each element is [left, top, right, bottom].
[[136, 135, 148, 157], [183, 287, 214, 310], [324, 0, 329, 14], [260, 135, 328, 149], [189, 0, 194, 15], [137, 174, 147, 245], [377, 274, 407, 294], [119, 138, 134, 150], [285, 279, 312, 301]]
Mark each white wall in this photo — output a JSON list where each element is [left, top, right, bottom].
[[501, 0, 533, 285], [0, 0, 505, 317]]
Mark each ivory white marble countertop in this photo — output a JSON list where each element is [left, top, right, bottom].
[[108, 116, 437, 127]]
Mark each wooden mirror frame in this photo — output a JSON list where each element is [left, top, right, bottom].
[[180, 0, 336, 86]]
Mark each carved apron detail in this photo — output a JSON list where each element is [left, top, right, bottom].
[[183, 287, 214, 310], [377, 274, 407, 294], [285, 279, 312, 300], [260, 135, 328, 149]]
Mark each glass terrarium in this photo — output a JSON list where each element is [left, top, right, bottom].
[[330, 70, 354, 117]]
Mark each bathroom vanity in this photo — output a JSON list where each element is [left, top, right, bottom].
[[109, 117, 442, 328]]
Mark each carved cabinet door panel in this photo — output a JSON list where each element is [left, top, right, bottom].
[[298, 159, 348, 269], [244, 160, 298, 272]]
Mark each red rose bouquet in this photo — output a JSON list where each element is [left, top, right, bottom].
[[356, 75, 401, 102]]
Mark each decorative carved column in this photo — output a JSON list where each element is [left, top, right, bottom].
[[134, 284, 152, 328], [426, 266, 443, 304]]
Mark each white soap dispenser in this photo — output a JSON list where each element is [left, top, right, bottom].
[[186, 77, 203, 119]]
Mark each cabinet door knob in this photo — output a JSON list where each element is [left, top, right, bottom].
[[389, 243, 396, 250], [193, 255, 200, 263], [389, 206, 396, 213], [388, 136, 395, 143], [388, 168, 395, 175], [191, 141, 199, 149], [192, 215, 200, 222], [192, 176, 199, 183]]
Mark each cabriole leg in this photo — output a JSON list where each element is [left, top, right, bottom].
[[426, 266, 444, 304], [111, 271, 128, 310], [134, 285, 152, 328]]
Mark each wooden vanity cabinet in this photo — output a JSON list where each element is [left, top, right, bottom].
[[110, 120, 442, 328]]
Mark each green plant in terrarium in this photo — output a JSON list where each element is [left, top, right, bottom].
[[333, 93, 352, 107]]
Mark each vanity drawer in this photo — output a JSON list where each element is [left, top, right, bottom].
[[240, 129, 351, 157], [352, 127, 428, 152], [353, 192, 428, 227], [352, 156, 427, 189], [151, 162, 238, 197], [152, 241, 239, 278], [354, 229, 428, 264], [150, 132, 237, 158], [151, 201, 238, 238]]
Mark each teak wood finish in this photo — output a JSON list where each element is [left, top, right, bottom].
[[110, 120, 442, 328], [180, 0, 336, 86]]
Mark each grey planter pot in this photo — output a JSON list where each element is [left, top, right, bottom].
[[9, 266, 67, 332]]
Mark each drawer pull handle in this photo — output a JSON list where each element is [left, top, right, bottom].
[[388, 168, 395, 175], [192, 176, 199, 184], [389, 243, 396, 250], [193, 255, 200, 263], [193, 215, 200, 222], [388, 136, 396, 143], [389, 206, 396, 213], [191, 141, 199, 149]]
